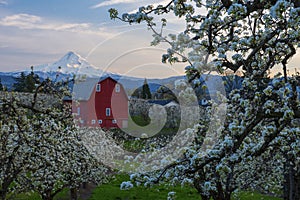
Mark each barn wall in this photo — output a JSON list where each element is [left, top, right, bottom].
[[94, 78, 128, 129]]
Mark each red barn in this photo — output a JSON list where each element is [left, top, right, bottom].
[[71, 77, 128, 129]]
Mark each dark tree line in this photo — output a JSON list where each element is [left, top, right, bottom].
[[13, 66, 40, 93], [0, 78, 3, 91], [132, 78, 152, 99]]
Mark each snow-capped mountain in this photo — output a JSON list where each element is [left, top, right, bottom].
[[33, 51, 105, 78], [0, 51, 244, 95]]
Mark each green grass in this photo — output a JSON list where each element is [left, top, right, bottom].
[[8, 192, 41, 200], [89, 174, 283, 200], [11, 188, 69, 200], [233, 191, 282, 200], [7, 175, 283, 200], [130, 115, 150, 127], [122, 139, 145, 152], [89, 174, 199, 200]]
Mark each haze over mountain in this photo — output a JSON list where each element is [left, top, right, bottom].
[[0, 51, 183, 90], [33, 51, 105, 78], [0, 51, 242, 98]]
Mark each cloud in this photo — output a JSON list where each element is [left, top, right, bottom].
[[91, 0, 138, 9], [0, 14, 91, 32], [0, 25, 110, 71], [0, 0, 8, 5], [0, 14, 42, 27]]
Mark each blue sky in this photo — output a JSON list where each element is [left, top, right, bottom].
[[0, 0, 187, 78], [0, 0, 299, 77]]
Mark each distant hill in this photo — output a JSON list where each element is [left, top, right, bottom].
[[0, 51, 242, 98], [0, 72, 16, 90]]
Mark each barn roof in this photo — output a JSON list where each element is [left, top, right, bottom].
[[148, 99, 173, 106], [165, 101, 179, 107], [72, 76, 119, 101]]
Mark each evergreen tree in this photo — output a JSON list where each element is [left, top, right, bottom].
[[13, 72, 26, 92], [25, 66, 37, 92], [131, 87, 142, 99], [142, 78, 151, 99], [13, 66, 39, 93], [0, 78, 3, 91], [154, 85, 177, 101]]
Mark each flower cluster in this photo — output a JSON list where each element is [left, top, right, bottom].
[[110, 0, 300, 199]]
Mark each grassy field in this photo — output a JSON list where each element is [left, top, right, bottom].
[[89, 174, 199, 200], [12, 174, 283, 200], [11, 189, 69, 200], [88, 174, 283, 200]]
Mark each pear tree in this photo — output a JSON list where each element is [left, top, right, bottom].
[[0, 77, 107, 200], [110, 1, 300, 199]]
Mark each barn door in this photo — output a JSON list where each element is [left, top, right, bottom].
[[122, 120, 128, 128]]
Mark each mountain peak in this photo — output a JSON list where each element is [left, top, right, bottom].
[[61, 51, 81, 60], [56, 51, 85, 67], [66, 51, 78, 56], [33, 51, 104, 77]]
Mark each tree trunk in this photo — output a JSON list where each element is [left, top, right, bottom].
[[284, 162, 300, 200], [0, 189, 7, 200], [200, 194, 210, 200], [211, 175, 231, 200], [82, 182, 87, 189], [41, 191, 53, 200], [193, 176, 210, 200], [70, 187, 78, 200], [224, 192, 231, 200], [296, 173, 300, 200], [211, 192, 231, 200], [1, 179, 12, 200]]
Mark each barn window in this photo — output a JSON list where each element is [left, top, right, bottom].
[[91, 120, 96, 124], [115, 84, 120, 93], [96, 84, 101, 92], [122, 120, 128, 128], [77, 107, 80, 115], [98, 119, 102, 124], [106, 108, 111, 116], [112, 119, 117, 124]]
